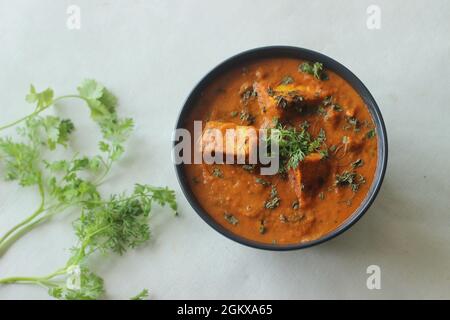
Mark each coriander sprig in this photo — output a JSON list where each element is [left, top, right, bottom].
[[266, 123, 327, 170], [0, 80, 133, 254], [0, 185, 176, 300], [298, 61, 328, 80], [0, 80, 178, 299]]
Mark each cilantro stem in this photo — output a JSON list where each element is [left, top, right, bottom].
[[0, 268, 66, 286], [0, 216, 43, 255], [0, 204, 69, 255], [0, 276, 54, 286], [0, 95, 85, 132], [0, 179, 45, 248], [93, 159, 113, 186], [0, 253, 73, 286]]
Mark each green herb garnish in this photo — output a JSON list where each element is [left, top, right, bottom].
[[239, 110, 255, 125], [298, 62, 328, 80], [335, 171, 366, 192], [351, 159, 364, 168], [212, 167, 223, 178], [224, 213, 239, 225], [366, 129, 376, 139], [275, 96, 289, 109], [280, 75, 294, 85], [300, 121, 310, 130], [242, 164, 255, 172], [265, 197, 280, 209], [259, 220, 266, 234], [345, 117, 360, 132], [332, 104, 343, 112], [266, 123, 327, 170], [255, 177, 270, 187], [319, 149, 329, 159], [240, 87, 257, 104], [317, 128, 326, 142], [342, 136, 350, 144], [265, 185, 280, 209]]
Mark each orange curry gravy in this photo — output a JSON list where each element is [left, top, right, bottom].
[[183, 58, 378, 245]]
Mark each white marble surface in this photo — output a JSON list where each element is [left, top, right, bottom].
[[0, 0, 449, 299]]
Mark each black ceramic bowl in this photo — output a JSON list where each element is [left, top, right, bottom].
[[174, 46, 388, 250]]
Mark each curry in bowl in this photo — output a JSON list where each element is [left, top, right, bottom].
[[180, 52, 381, 246]]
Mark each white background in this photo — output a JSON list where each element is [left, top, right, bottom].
[[0, 0, 449, 299]]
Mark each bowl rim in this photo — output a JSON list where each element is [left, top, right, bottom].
[[173, 45, 388, 251]]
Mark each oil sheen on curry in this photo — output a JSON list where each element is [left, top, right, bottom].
[[184, 58, 378, 244]]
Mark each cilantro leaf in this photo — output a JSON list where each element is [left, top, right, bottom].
[[0, 138, 41, 186], [130, 289, 149, 300], [98, 88, 118, 114], [26, 85, 54, 111], [57, 119, 75, 147], [77, 79, 105, 100], [74, 184, 177, 255]]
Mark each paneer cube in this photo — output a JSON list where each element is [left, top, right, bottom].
[[199, 121, 258, 160], [344, 135, 364, 153], [273, 83, 333, 103], [253, 81, 283, 128], [324, 108, 341, 128], [288, 153, 329, 208], [253, 80, 334, 129]]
